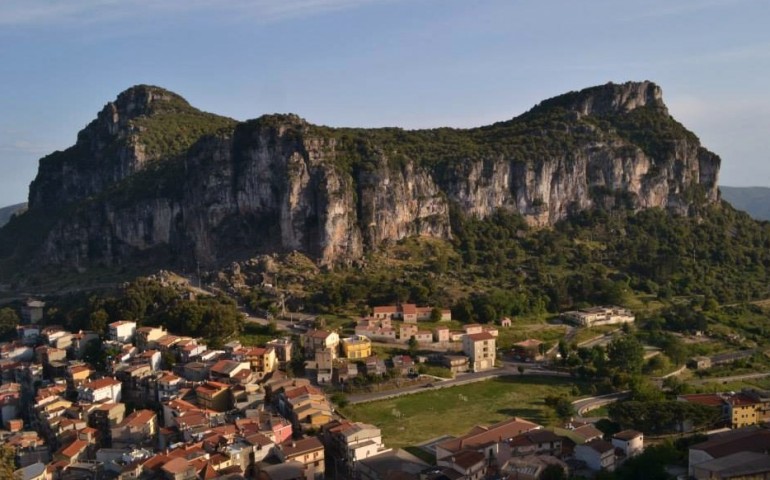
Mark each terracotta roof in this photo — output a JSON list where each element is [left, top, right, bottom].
[[57, 439, 88, 458], [613, 429, 642, 441], [466, 332, 495, 341], [119, 409, 156, 428], [584, 438, 614, 454], [573, 424, 604, 442], [83, 377, 121, 390], [281, 436, 324, 457], [373, 306, 398, 314], [401, 304, 417, 315], [451, 449, 486, 470], [109, 320, 135, 327], [679, 393, 727, 407], [162, 457, 191, 475], [437, 417, 540, 454], [306, 329, 334, 339], [691, 427, 770, 459], [727, 393, 760, 406]]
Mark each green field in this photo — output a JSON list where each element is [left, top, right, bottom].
[[340, 375, 583, 449]]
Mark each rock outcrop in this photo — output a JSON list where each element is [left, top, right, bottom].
[[6, 81, 720, 270]]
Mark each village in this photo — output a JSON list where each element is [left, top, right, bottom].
[[2, 299, 770, 480]]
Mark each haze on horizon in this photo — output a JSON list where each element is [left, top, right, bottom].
[[1, 0, 769, 207]]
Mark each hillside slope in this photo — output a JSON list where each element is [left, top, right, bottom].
[[0, 81, 720, 280]]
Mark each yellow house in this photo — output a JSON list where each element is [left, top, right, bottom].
[[727, 394, 761, 429], [341, 335, 372, 360], [195, 381, 231, 412]]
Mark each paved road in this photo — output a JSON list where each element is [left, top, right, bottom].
[[690, 371, 770, 386], [571, 391, 630, 416]]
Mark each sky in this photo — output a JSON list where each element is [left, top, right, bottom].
[[1, 0, 769, 207]]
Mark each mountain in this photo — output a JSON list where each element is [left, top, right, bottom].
[[0, 81, 720, 278], [0, 203, 26, 228], [720, 186, 770, 221]]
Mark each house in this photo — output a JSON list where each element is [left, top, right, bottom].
[[342, 335, 372, 360], [504, 430, 563, 459], [441, 449, 487, 479], [399, 324, 418, 341], [135, 326, 168, 350], [179, 342, 207, 362], [21, 299, 45, 324], [54, 438, 89, 465], [463, 324, 484, 335], [355, 448, 430, 480], [612, 430, 643, 459], [442, 355, 469, 374], [232, 346, 277, 378], [137, 349, 162, 371], [390, 355, 416, 376], [324, 420, 389, 474], [575, 438, 615, 472], [17, 325, 41, 346], [14, 462, 47, 480], [267, 337, 293, 366], [371, 304, 450, 322], [276, 437, 325, 480], [434, 327, 450, 343], [463, 332, 496, 372], [499, 317, 512, 327], [691, 451, 770, 480], [195, 381, 232, 412], [111, 409, 157, 448], [435, 417, 541, 462], [258, 461, 305, 480], [78, 377, 122, 403], [688, 426, 770, 476], [512, 339, 544, 362], [209, 359, 251, 382], [414, 331, 433, 344], [562, 306, 634, 327], [725, 393, 765, 429], [503, 455, 569, 480], [364, 356, 387, 377], [302, 330, 340, 359], [108, 321, 137, 343]]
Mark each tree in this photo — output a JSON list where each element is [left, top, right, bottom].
[[0, 308, 19, 340], [0, 444, 15, 479], [607, 336, 644, 375], [429, 307, 443, 323], [407, 337, 418, 356], [517, 365, 525, 375], [540, 464, 566, 480]]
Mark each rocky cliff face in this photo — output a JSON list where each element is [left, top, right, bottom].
[[10, 81, 720, 270]]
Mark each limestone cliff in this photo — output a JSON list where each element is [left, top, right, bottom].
[[4, 81, 720, 271]]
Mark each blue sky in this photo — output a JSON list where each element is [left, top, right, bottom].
[[1, 0, 769, 206]]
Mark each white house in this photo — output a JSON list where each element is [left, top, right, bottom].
[[612, 430, 643, 459], [575, 438, 615, 472], [109, 321, 137, 343], [78, 377, 122, 403]]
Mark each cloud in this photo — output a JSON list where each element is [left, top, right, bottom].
[[0, 0, 395, 27]]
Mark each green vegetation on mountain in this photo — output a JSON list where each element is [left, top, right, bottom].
[[304, 201, 770, 324], [47, 277, 241, 347], [130, 92, 236, 160]]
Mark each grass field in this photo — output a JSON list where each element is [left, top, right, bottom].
[[340, 375, 583, 449]]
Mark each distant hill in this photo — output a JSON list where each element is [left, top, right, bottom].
[[721, 187, 770, 221], [0, 203, 26, 227]]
